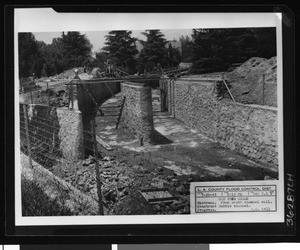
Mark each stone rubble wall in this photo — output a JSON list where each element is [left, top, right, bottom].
[[121, 82, 154, 144], [167, 79, 278, 167], [21, 104, 83, 161]]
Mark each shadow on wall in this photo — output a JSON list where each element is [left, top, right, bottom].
[[75, 80, 121, 157], [20, 103, 84, 164], [167, 79, 278, 168], [20, 103, 63, 169]]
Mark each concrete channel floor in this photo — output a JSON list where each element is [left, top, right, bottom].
[[96, 92, 278, 182]]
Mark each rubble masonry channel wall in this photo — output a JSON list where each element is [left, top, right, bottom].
[[168, 79, 278, 167], [22, 104, 83, 161], [121, 82, 154, 144]]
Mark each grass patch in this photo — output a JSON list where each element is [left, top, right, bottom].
[[21, 176, 73, 216]]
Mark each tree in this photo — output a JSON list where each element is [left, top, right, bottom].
[[92, 51, 110, 69], [179, 35, 194, 63], [139, 30, 168, 71], [102, 30, 138, 73], [190, 28, 276, 73], [60, 31, 93, 69], [39, 38, 65, 76], [190, 29, 217, 73], [252, 27, 276, 59], [167, 42, 181, 67], [18, 32, 44, 78]]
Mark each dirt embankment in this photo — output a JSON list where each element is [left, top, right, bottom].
[[20, 67, 94, 106], [225, 57, 277, 107], [20, 84, 70, 107]]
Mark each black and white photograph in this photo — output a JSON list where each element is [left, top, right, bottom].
[[14, 10, 284, 225]]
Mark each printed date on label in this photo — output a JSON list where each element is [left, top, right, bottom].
[[195, 185, 277, 213]]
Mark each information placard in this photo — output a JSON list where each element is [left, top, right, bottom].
[[194, 185, 276, 213], [190, 181, 282, 221]]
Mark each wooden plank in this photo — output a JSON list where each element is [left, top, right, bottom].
[[66, 77, 161, 85], [148, 196, 178, 204], [100, 105, 122, 109], [91, 119, 104, 215], [139, 189, 178, 204], [115, 96, 126, 129], [222, 79, 236, 102], [23, 104, 32, 168], [262, 74, 265, 105], [116, 68, 130, 76], [83, 84, 104, 116], [178, 77, 222, 82], [140, 188, 168, 192], [96, 135, 113, 151]]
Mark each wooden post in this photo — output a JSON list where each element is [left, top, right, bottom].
[[83, 84, 104, 116], [115, 96, 126, 129], [168, 78, 171, 113], [160, 79, 164, 112], [172, 78, 176, 118], [46, 82, 50, 106], [23, 104, 32, 168], [68, 82, 72, 109], [262, 74, 265, 105], [70, 82, 74, 110], [29, 87, 33, 104], [222, 78, 236, 103], [91, 119, 104, 215], [221, 74, 225, 98]]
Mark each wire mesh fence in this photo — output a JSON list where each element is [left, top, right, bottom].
[[19, 103, 104, 214]]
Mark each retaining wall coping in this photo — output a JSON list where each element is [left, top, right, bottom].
[[121, 82, 149, 88], [220, 99, 278, 112], [177, 77, 221, 82], [27, 103, 82, 114], [174, 79, 215, 86], [173, 79, 277, 112]]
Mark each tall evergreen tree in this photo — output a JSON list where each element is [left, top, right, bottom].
[[190, 28, 276, 73], [139, 30, 168, 71], [252, 28, 276, 59], [39, 38, 65, 76], [93, 51, 110, 69], [167, 43, 181, 67], [102, 30, 138, 73], [18, 32, 44, 78], [179, 35, 194, 63], [60, 31, 93, 69]]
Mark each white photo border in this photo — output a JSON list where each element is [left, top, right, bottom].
[[14, 9, 284, 226]]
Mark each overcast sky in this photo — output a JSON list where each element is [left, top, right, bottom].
[[33, 29, 193, 53]]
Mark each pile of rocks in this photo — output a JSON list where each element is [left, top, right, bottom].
[[52, 155, 192, 215], [22, 87, 70, 107]]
